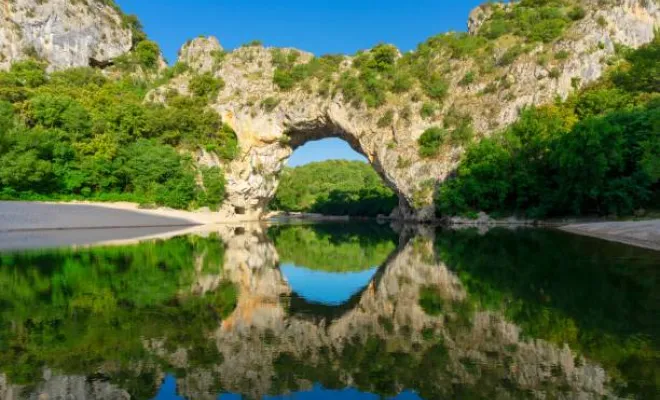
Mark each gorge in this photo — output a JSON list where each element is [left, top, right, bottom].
[[0, 0, 658, 220]]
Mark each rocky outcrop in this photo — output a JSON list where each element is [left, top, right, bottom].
[[0, 0, 132, 71], [178, 36, 223, 74], [157, 0, 659, 221]]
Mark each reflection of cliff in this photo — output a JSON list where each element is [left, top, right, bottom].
[[203, 228, 613, 399], [0, 224, 635, 399]]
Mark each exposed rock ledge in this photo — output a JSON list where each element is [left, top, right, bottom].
[[157, 0, 659, 221], [0, 0, 133, 71]]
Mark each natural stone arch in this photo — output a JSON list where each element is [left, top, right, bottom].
[[165, 1, 658, 221], [206, 100, 448, 222]]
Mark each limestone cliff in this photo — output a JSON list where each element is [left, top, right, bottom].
[[158, 0, 659, 221], [0, 0, 132, 71]]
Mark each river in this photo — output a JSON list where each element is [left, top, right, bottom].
[[0, 221, 657, 399]]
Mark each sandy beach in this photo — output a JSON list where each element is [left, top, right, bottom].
[[560, 220, 660, 251], [0, 201, 222, 251]]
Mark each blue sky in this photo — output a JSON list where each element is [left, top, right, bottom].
[[115, 0, 485, 166]]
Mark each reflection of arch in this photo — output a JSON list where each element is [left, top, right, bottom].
[[275, 227, 407, 323]]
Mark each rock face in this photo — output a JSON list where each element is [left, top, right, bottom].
[[0, 0, 132, 71], [159, 0, 659, 221], [178, 36, 223, 74]]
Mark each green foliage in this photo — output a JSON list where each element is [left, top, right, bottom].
[[116, 140, 195, 209], [268, 223, 398, 272], [498, 44, 525, 66], [113, 40, 162, 71], [480, 0, 573, 43], [459, 71, 476, 86], [418, 127, 447, 158], [419, 286, 444, 316], [377, 109, 394, 128], [0, 60, 237, 209], [200, 166, 226, 210], [261, 96, 280, 112], [567, 6, 586, 21], [270, 160, 397, 217], [189, 72, 225, 99], [436, 38, 660, 218], [420, 102, 437, 119], [434, 228, 660, 398], [421, 73, 449, 101], [612, 35, 660, 93], [134, 40, 161, 69], [0, 234, 237, 386]]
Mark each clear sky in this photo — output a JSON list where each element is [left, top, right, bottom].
[[115, 0, 485, 166]]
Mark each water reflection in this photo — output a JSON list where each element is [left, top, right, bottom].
[[0, 223, 657, 399], [280, 264, 378, 305]]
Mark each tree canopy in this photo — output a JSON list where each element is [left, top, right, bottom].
[[436, 36, 660, 218], [270, 159, 397, 217], [0, 60, 237, 209]]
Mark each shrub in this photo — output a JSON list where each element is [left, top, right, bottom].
[[567, 6, 586, 21], [423, 74, 449, 101], [201, 166, 226, 210], [273, 68, 295, 90], [498, 45, 524, 66], [377, 110, 395, 128], [189, 73, 225, 99], [392, 71, 413, 93], [459, 71, 475, 86], [134, 40, 161, 69], [261, 96, 280, 112], [420, 102, 436, 119], [418, 127, 447, 158], [450, 122, 474, 146], [549, 68, 561, 79]]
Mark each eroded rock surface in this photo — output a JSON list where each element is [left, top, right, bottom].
[[0, 0, 132, 71], [158, 0, 659, 221]]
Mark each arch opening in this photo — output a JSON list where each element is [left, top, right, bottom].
[[269, 131, 400, 218]]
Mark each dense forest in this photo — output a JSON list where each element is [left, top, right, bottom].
[[0, 15, 236, 209], [436, 36, 659, 218], [270, 160, 398, 217]]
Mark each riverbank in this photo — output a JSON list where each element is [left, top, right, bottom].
[[0, 200, 232, 230], [560, 220, 660, 251], [2, 201, 659, 252]]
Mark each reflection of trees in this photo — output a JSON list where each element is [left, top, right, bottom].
[[0, 225, 655, 399], [0, 235, 237, 394], [433, 227, 660, 398], [268, 223, 397, 271]]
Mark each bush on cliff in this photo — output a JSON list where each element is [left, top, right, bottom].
[[436, 37, 660, 218], [0, 61, 236, 209]]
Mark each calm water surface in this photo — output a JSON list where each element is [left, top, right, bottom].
[[0, 222, 658, 399]]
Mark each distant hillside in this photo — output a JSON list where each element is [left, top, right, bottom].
[[270, 160, 397, 217]]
